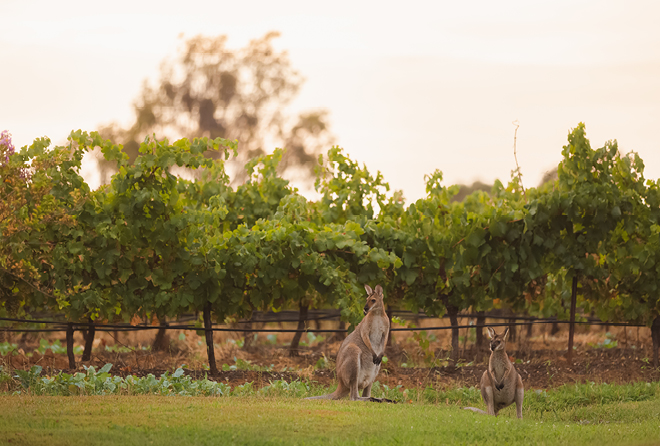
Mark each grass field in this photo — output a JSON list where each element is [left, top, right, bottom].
[[2, 384, 660, 446]]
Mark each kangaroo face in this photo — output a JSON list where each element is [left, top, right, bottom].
[[363, 284, 384, 315], [487, 327, 509, 352]]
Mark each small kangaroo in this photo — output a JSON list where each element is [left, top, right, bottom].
[[464, 327, 524, 419], [306, 284, 393, 402]]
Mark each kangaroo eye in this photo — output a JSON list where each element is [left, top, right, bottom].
[[371, 299, 376, 303]]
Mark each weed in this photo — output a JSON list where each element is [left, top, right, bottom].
[[221, 357, 274, 372], [588, 332, 618, 350], [370, 381, 407, 402], [315, 354, 330, 370], [34, 339, 83, 355], [0, 342, 17, 356], [300, 332, 325, 347], [260, 380, 311, 397]]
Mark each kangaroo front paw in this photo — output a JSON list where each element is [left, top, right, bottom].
[[496, 383, 504, 391], [373, 353, 383, 365]]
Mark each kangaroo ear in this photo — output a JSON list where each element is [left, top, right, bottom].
[[364, 284, 373, 295], [375, 284, 383, 295], [486, 327, 495, 339], [503, 327, 510, 341]]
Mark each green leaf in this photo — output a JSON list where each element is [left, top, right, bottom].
[[466, 229, 485, 248]]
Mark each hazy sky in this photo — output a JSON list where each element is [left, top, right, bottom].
[[2, 0, 660, 202]]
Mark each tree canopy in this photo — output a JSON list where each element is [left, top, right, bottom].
[[97, 32, 333, 185]]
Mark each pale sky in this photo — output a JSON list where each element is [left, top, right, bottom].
[[2, 0, 660, 202]]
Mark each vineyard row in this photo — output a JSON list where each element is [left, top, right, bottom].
[[2, 124, 660, 372]]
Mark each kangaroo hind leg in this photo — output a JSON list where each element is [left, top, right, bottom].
[[480, 371, 496, 416], [362, 383, 372, 398], [514, 374, 524, 420], [344, 345, 369, 401]]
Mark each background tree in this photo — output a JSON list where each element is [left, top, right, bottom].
[[96, 32, 333, 185], [451, 180, 492, 202]]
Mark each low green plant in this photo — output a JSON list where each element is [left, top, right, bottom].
[[588, 332, 618, 350], [259, 379, 311, 397], [315, 354, 330, 370], [370, 381, 408, 402], [0, 366, 14, 389], [103, 345, 134, 353], [34, 339, 83, 355], [7, 364, 236, 396], [300, 332, 325, 347], [0, 342, 17, 356], [232, 382, 255, 396], [225, 338, 245, 348], [221, 357, 274, 372]]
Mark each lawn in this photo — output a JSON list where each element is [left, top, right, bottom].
[[1, 389, 659, 446]]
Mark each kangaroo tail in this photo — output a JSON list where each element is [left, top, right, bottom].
[[463, 407, 487, 414], [305, 390, 341, 400]]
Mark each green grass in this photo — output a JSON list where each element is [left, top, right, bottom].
[[1, 386, 659, 446]]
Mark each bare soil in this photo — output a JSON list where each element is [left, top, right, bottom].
[[3, 319, 658, 391]]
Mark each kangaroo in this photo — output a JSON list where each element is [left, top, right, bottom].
[[464, 327, 524, 419], [306, 284, 394, 402]]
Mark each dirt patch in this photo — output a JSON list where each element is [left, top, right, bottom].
[[3, 321, 658, 391]]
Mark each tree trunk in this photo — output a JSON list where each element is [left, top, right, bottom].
[[151, 322, 170, 352], [567, 273, 578, 364], [335, 320, 346, 342], [475, 311, 485, 362], [289, 302, 309, 357], [651, 316, 660, 368], [550, 319, 560, 335], [447, 305, 460, 362], [82, 319, 95, 361], [66, 323, 76, 369], [242, 311, 256, 352], [203, 303, 218, 375], [312, 317, 321, 335], [508, 317, 517, 343]]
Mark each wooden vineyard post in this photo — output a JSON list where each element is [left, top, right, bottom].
[[203, 302, 219, 375], [82, 317, 95, 361], [652, 316, 660, 368], [289, 302, 309, 357], [475, 311, 485, 362], [242, 311, 256, 352], [447, 305, 460, 362], [66, 323, 76, 369], [335, 320, 346, 342], [567, 273, 578, 364], [152, 320, 170, 352]]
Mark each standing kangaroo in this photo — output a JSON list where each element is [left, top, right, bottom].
[[306, 284, 393, 402], [465, 327, 524, 419]]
